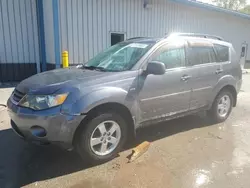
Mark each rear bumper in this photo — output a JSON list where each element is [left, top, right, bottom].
[[7, 98, 85, 149]]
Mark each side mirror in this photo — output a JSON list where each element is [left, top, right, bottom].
[[146, 61, 166, 75]]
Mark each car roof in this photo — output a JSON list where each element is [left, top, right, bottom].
[[126, 34, 231, 47]]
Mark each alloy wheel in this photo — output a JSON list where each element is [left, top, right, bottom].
[[90, 120, 121, 156], [217, 95, 231, 118]]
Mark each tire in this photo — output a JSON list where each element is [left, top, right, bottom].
[[75, 112, 128, 164], [208, 90, 234, 123]]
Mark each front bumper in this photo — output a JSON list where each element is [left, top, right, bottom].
[[7, 98, 85, 149]]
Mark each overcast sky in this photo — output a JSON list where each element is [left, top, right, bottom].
[[199, 0, 250, 5]]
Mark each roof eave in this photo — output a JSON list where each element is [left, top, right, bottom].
[[169, 0, 250, 20]]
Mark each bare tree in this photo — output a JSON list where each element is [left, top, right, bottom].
[[212, 0, 246, 10]]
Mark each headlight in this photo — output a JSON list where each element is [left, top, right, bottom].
[[19, 93, 68, 110]]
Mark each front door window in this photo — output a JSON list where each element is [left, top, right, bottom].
[[152, 47, 185, 69]]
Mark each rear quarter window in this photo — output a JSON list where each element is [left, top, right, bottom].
[[214, 44, 229, 62]]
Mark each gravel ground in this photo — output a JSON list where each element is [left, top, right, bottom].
[[0, 75, 250, 188]]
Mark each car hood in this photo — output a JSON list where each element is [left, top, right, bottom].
[[16, 68, 136, 95]]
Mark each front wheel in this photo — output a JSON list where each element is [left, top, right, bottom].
[[208, 90, 233, 123], [75, 112, 128, 164]]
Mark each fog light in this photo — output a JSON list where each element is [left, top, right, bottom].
[[30, 126, 47, 137]]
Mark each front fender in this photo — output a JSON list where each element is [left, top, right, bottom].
[[66, 87, 136, 116]]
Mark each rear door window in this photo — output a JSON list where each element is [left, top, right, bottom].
[[214, 44, 229, 62], [187, 45, 216, 66]]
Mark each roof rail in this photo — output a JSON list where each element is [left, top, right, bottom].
[[167, 33, 224, 41], [127, 37, 149, 40]]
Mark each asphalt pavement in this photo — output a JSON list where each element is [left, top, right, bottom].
[[1, 75, 250, 188]]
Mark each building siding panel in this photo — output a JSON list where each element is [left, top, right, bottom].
[[0, 0, 39, 82], [43, 0, 250, 66], [0, 0, 6, 63], [31, 0, 40, 73], [1, 0, 249, 73], [19, 0, 29, 64], [43, 0, 55, 64]]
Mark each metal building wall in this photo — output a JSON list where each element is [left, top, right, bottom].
[[44, 0, 250, 66], [42, 0, 55, 69], [0, 0, 40, 82]]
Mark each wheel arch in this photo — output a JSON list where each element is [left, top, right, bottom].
[[219, 85, 237, 107], [210, 74, 238, 108], [212, 85, 237, 108], [73, 102, 135, 146]]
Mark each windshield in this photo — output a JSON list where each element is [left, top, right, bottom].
[[84, 42, 153, 72]]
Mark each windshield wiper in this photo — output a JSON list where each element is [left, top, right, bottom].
[[82, 65, 107, 72]]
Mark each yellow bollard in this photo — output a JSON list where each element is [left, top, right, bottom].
[[62, 51, 69, 68]]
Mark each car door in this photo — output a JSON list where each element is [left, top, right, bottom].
[[137, 41, 192, 123], [186, 40, 221, 110]]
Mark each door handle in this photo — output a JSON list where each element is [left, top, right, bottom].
[[181, 75, 191, 81], [215, 69, 223, 74]]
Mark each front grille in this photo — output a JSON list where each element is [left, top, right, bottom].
[[12, 89, 25, 103]]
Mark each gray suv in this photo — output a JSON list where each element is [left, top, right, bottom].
[[7, 33, 242, 163]]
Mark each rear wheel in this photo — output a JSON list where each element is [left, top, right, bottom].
[[208, 90, 233, 123], [75, 112, 128, 164]]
